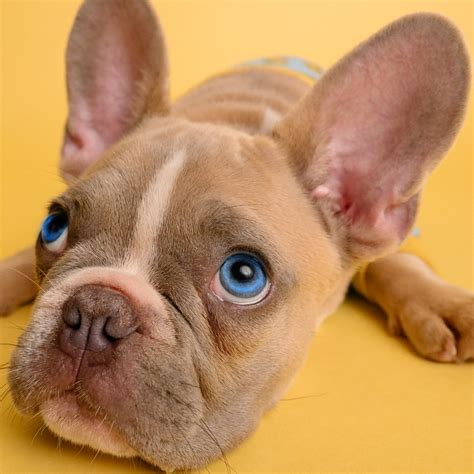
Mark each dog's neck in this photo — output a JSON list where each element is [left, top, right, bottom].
[[171, 67, 312, 135]]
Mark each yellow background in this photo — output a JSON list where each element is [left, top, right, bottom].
[[1, 0, 472, 473]]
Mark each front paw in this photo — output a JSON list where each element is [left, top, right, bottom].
[[0, 300, 17, 316], [0, 265, 22, 315], [390, 284, 474, 362], [0, 293, 19, 316], [0, 258, 37, 316]]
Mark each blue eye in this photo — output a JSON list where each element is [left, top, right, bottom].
[[212, 253, 270, 305], [40, 212, 69, 253]]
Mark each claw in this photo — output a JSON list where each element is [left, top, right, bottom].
[[431, 340, 457, 362]]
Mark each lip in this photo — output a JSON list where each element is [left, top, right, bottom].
[[40, 391, 136, 458]]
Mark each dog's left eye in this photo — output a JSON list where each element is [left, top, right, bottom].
[[40, 211, 69, 253], [211, 253, 271, 305]]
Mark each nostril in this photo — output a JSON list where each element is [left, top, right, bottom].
[[59, 286, 139, 354], [63, 302, 81, 330], [104, 315, 139, 340], [103, 319, 120, 343]]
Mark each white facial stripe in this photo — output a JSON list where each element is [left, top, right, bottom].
[[124, 149, 187, 277]]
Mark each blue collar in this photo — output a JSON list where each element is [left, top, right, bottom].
[[242, 56, 324, 81]]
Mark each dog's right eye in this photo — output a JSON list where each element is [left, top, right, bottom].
[[40, 211, 69, 253]]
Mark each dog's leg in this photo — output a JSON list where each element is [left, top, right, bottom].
[[353, 252, 474, 362], [0, 247, 37, 315]]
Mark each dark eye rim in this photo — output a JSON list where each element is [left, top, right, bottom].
[[47, 201, 70, 218], [39, 205, 70, 247]]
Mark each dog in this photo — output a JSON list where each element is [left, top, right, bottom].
[[0, 0, 472, 470]]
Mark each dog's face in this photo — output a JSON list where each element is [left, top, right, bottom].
[[11, 117, 345, 468], [8, 0, 468, 470]]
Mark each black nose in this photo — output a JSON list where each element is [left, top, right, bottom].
[[59, 285, 139, 354]]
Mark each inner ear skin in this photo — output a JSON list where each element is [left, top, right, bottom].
[[61, 0, 170, 181], [274, 14, 470, 261]]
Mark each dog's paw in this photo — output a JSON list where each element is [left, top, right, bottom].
[[0, 248, 37, 316], [0, 299, 17, 316], [389, 283, 474, 362], [0, 265, 20, 316], [0, 293, 18, 316]]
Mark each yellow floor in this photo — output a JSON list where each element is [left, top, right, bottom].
[[1, 1, 472, 473]]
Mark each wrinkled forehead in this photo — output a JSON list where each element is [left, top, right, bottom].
[[69, 120, 281, 220], [75, 120, 247, 200], [57, 121, 298, 273]]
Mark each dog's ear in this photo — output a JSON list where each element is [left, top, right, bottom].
[[60, 0, 169, 182], [275, 14, 469, 261]]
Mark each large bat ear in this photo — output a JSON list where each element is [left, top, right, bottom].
[[60, 0, 169, 182], [275, 13, 470, 261]]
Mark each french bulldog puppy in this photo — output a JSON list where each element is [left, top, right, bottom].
[[1, 0, 472, 470]]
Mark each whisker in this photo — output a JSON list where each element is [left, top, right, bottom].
[[0, 342, 23, 349], [3, 266, 43, 292], [96, 411, 108, 431], [2, 368, 21, 375], [25, 409, 45, 422], [56, 435, 63, 453], [280, 392, 328, 402], [169, 392, 233, 474], [5, 401, 18, 423], [195, 419, 233, 474], [172, 419, 208, 474], [6, 321, 26, 332], [164, 418, 188, 471], [74, 443, 86, 458], [31, 422, 47, 445], [90, 446, 102, 464], [35, 265, 53, 286], [0, 385, 12, 403]]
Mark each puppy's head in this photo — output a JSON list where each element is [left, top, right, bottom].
[[9, 0, 469, 470]]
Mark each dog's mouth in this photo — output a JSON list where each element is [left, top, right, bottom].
[[40, 390, 136, 458]]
